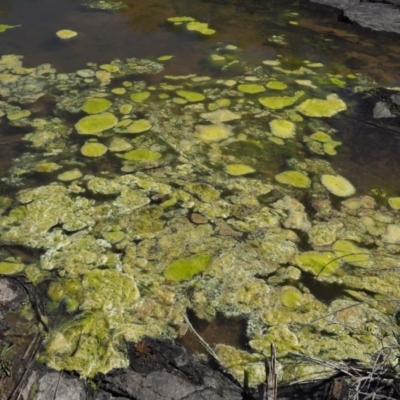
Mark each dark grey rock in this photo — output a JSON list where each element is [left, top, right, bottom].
[[391, 93, 400, 105], [308, 0, 400, 34], [373, 101, 396, 118], [95, 389, 129, 400], [0, 279, 19, 304], [101, 369, 243, 400], [29, 372, 86, 400]]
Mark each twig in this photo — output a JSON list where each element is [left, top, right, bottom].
[[10, 332, 42, 400], [53, 371, 62, 400], [267, 344, 277, 400], [183, 314, 242, 388]]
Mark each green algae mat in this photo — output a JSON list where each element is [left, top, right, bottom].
[[0, 6, 400, 387]]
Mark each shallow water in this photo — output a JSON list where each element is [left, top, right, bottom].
[[1, 0, 400, 386]]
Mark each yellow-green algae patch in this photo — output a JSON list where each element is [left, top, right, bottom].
[[7, 110, 31, 121], [167, 16, 195, 23], [225, 164, 255, 176], [266, 81, 287, 90], [176, 90, 205, 102], [80, 141, 108, 157], [44, 269, 140, 377], [269, 119, 296, 139], [56, 29, 78, 39], [195, 124, 232, 143], [124, 149, 162, 161], [310, 131, 331, 142], [130, 91, 150, 102], [117, 119, 152, 134], [296, 94, 347, 117], [295, 251, 342, 276], [0, 24, 21, 33], [275, 170, 311, 188], [164, 254, 212, 281], [332, 240, 372, 268], [281, 287, 304, 308], [388, 197, 400, 210], [157, 55, 174, 61], [119, 104, 132, 115], [0, 257, 24, 275], [200, 109, 240, 124], [75, 113, 118, 135], [112, 87, 126, 95], [259, 91, 304, 110], [57, 169, 83, 182], [237, 84, 265, 94], [81, 98, 112, 114], [186, 21, 215, 35], [321, 174, 356, 197], [33, 162, 60, 173], [100, 64, 119, 73]]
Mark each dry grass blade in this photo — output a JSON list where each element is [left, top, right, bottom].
[[183, 314, 242, 388], [267, 344, 277, 400], [10, 332, 41, 400]]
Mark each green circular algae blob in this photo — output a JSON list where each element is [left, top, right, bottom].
[[81, 98, 112, 114], [75, 112, 118, 135], [164, 254, 212, 281]]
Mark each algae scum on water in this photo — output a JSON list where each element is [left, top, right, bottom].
[[1, 23, 400, 385]]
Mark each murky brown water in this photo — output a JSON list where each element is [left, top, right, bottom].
[[2, 0, 400, 193]]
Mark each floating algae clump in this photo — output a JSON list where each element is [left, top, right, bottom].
[[237, 84, 265, 94], [388, 197, 400, 210], [295, 251, 341, 276], [167, 16, 195, 23], [81, 98, 112, 114], [44, 269, 140, 377], [269, 119, 296, 139], [275, 170, 311, 188], [176, 90, 205, 102], [80, 141, 107, 157], [225, 164, 255, 176], [130, 91, 150, 102], [200, 109, 241, 124], [57, 169, 83, 182], [116, 119, 152, 134], [0, 257, 24, 275], [195, 124, 232, 143], [266, 81, 287, 90], [164, 254, 212, 281], [259, 91, 304, 110], [281, 287, 304, 308], [33, 162, 60, 173], [56, 29, 78, 39], [100, 64, 119, 73], [332, 240, 372, 268], [75, 113, 118, 135], [0, 24, 21, 33], [296, 94, 346, 117], [186, 21, 215, 35], [7, 110, 31, 121], [124, 148, 162, 161], [321, 174, 355, 197]]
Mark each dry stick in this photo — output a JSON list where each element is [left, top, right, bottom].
[[289, 353, 358, 379], [183, 314, 242, 388], [267, 344, 277, 400], [11, 332, 42, 400]]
